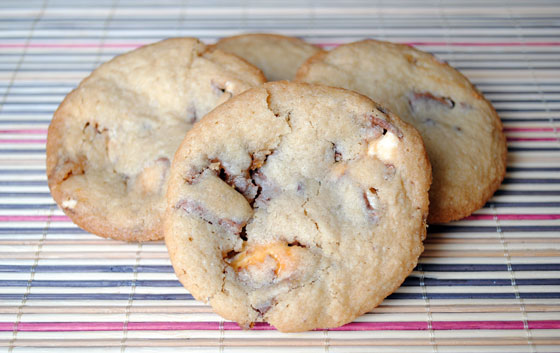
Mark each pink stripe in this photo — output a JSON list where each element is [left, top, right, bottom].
[[0, 215, 70, 222], [16, 322, 124, 332], [318, 41, 560, 47], [507, 137, 557, 142], [0, 323, 14, 331], [2, 321, 558, 332], [329, 321, 428, 331], [465, 214, 560, 221], [432, 321, 523, 330], [0, 129, 48, 134], [2, 42, 560, 49], [0, 139, 46, 144], [0, 43, 144, 49], [530, 321, 560, 329], [405, 41, 560, 47], [504, 128, 555, 132], [125, 322, 275, 331]]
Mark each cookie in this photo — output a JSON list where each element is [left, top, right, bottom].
[[46, 38, 266, 242], [296, 39, 507, 224], [213, 33, 322, 81], [164, 81, 431, 332]]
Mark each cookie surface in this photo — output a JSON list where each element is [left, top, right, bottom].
[[46, 37, 265, 241], [165, 81, 431, 332], [214, 33, 322, 81], [296, 39, 507, 223]]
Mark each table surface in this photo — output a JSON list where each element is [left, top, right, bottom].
[[0, 0, 559, 352]]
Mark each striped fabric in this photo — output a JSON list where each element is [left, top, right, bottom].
[[0, 0, 559, 351]]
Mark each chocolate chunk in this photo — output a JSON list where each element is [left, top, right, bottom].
[[363, 188, 379, 222], [368, 114, 403, 138], [408, 91, 455, 110], [251, 150, 271, 170], [83, 121, 108, 134], [252, 299, 276, 318], [253, 171, 278, 207], [209, 158, 258, 202], [185, 152, 275, 206], [56, 158, 85, 183], [184, 167, 205, 184], [176, 198, 244, 235], [331, 142, 342, 162]]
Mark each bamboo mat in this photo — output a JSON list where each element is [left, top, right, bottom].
[[0, 0, 559, 352]]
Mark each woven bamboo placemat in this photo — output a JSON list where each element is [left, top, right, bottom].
[[0, 0, 559, 351]]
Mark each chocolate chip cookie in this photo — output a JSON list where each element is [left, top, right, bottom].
[[214, 33, 322, 81], [296, 39, 507, 223], [46, 37, 266, 241], [165, 81, 431, 332]]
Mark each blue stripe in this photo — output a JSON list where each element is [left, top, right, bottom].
[[388, 292, 560, 299], [2, 14, 560, 19], [0, 192, 51, 197], [1, 278, 558, 288], [0, 56, 558, 63], [507, 167, 560, 172], [0, 181, 47, 186], [403, 278, 560, 286], [0, 101, 60, 105], [1, 225, 559, 235], [0, 204, 56, 209], [0, 178, 552, 187], [0, 149, 46, 154], [1, 109, 548, 115], [1, 292, 557, 301], [0, 22, 558, 29], [0, 293, 195, 300], [0, 169, 46, 174], [0, 265, 174, 273], [429, 225, 560, 233], [417, 264, 560, 272], [0, 190, 548, 198], [8, 33, 556, 39], [0, 280, 183, 287], [3, 67, 559, 72], [0, 82, 549, 88], [0, 84, 75, 88], [492, 99, 560, 103], [0, 227, 87, 234], [0, 111, 54, 114], [4, 97, 560, 104], [485, 201, 560, 207], [495, 190, 560, 196], [1, 264, 559, 273], [502, 118, 560, 122], [0, 120, 52, 124], [508, 147, 560, 152], [503, 178, 560, 184]]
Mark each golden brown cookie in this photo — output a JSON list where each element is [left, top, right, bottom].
[[214, 33, 322, 81], [296, 39, 507, 223], [46, 38, 265, 241], [165, 81, 431, 332]]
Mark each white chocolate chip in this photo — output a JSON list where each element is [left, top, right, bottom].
[[62, 199, 77, 209], [368, 132, 399, 162]]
